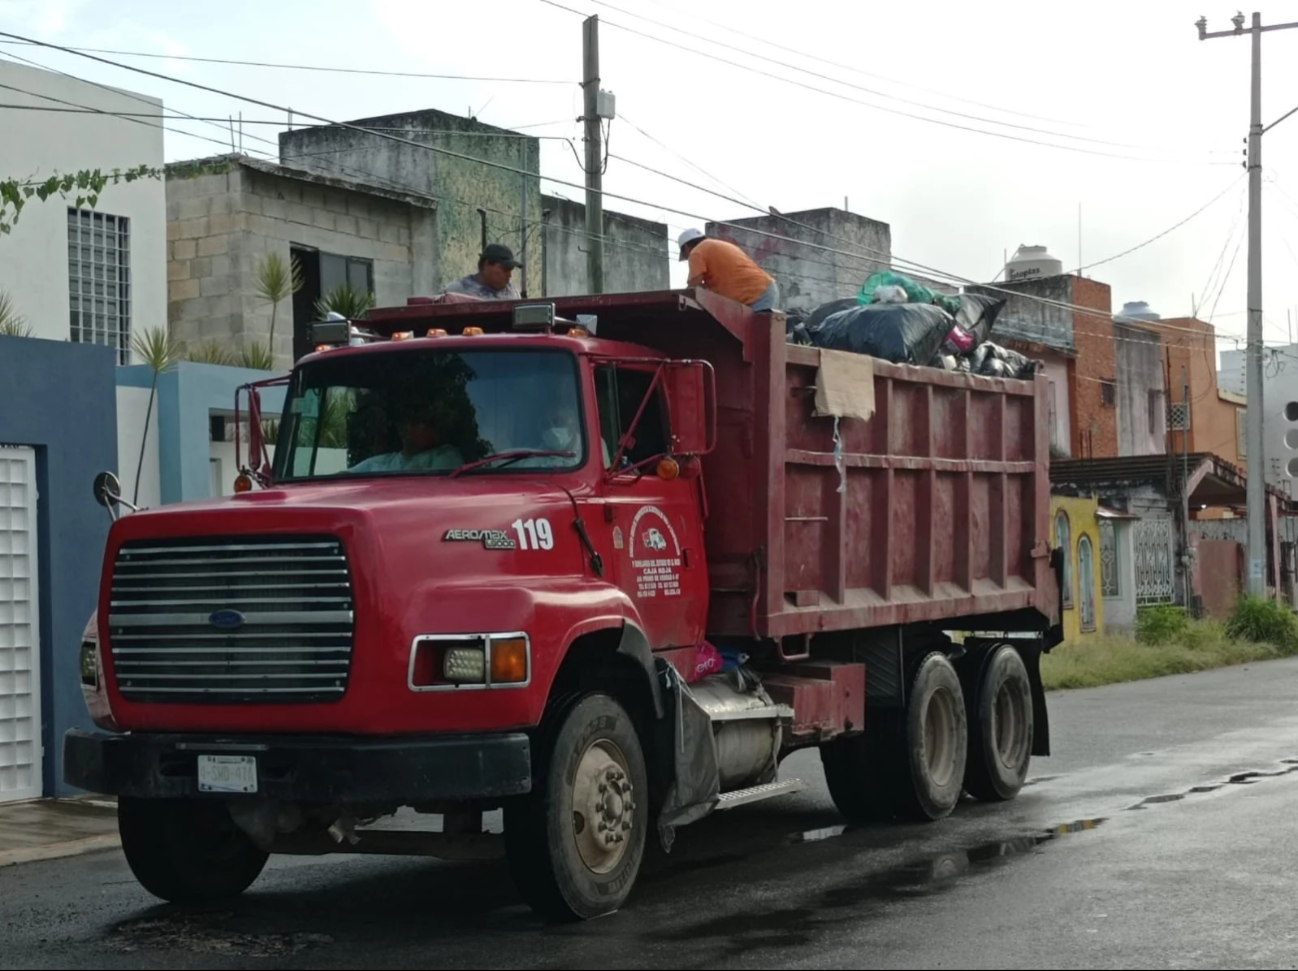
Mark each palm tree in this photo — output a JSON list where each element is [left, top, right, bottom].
[[239, 342, 275, 371], [254, 252, 303, 364], [315, 282, 375, 320], [183, 340, 236, 366], [130, 326, 179, 504], [0, 290, 31, 337]]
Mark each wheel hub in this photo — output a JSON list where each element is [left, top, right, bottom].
[[572, 740, 635, 874]]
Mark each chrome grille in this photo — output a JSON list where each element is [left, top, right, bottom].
[[108, 535, 354, 703]]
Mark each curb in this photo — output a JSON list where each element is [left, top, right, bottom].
[[0, 833, 120, 869]]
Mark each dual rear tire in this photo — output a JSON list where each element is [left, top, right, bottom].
[[821, 645, 1033, 823]]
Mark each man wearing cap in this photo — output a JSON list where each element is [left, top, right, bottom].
[[444, 243, 523, 300], [678, 228, 779, 312]]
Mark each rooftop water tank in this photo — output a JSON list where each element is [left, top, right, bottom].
[[1118, 300, 1160, 321], [1005, 244, 1064, 282]]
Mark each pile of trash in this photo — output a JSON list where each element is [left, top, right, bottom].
[[786, 271, 1041, 380]]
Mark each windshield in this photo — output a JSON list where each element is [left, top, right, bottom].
[[273, 347, 586, 481]]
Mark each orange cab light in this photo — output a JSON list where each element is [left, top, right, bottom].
[[657, 458, 681, 481], [490, 637, 529, 684], [393, 330, 414, 341], [566, 326, 589, 337], [462, 326, 485, 336], [426, 328, 448, 338], [315, 343, 330, 352], [233, 473, 253, 493]]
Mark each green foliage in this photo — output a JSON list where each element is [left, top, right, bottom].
[[184, 340, 237, 366], [0, 165, 162, 235], [254, 252, 304, 358], [239, 341, 276, 371], [315, 282, 375, 321], [1226, 595, 1298, 649], [1135, 604, 1189, 645], [0, 290, 30, 336]]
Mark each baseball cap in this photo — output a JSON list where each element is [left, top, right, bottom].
[[481, 243, 523, 269], [677, 227, 705, 261]]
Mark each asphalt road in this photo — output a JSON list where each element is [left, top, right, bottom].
[[4, 658, 1298, 970]]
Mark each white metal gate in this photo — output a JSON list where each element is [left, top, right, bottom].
[[0, 447, 40, 802], [1133, 516, 1175, 606]]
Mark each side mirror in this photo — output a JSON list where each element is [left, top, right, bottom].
[[664, 360, 716, 456], [92, 471, 122, 508]]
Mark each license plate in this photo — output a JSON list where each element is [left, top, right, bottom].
[[197, 755, 258, 794]]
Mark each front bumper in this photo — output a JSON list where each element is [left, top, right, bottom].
[[63, 729, 532, 802]]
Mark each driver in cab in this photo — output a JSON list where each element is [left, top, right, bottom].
[[348, 398, 463, 474]]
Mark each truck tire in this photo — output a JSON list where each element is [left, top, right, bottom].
[[963, 644, 1034, 802], [821, 652, 967, 823], [118, 797, 268, 903], [505, 693, 649, 922]]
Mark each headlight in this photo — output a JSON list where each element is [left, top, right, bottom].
[[408, 633, 531, 691]]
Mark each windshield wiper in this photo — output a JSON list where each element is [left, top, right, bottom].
[[448, 449, 576, 478]]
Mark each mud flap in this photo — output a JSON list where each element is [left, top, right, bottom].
[[653, 660, 719, 852]]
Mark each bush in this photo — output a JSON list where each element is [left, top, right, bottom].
[[1136, 605, 1189, 645], [1226, 596, 1298, 652]]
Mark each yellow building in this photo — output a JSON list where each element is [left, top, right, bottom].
[[1051, 494, 1104, 642]]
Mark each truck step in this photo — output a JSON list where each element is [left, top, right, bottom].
[[714, 779, 807, 811]]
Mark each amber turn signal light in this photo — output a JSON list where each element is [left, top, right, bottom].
[[657, 458, 680, 480], [233, 473, 253, 493], [490, 637, 529, 684]]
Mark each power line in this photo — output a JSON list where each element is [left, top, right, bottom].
[[0, 104, 579, 137], [0, 38, 574, 84], [534, 0, 1232, 167], [1, 28, 1245, 349], [1079, 178, 1245, 272], [637, 0, 1094, 131], [589, 0, 1219, 157]]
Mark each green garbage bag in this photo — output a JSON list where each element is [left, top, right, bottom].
[[858, 270, 939, 306]]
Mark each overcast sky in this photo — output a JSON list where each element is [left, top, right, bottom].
[[5, 0, 1298, 366]]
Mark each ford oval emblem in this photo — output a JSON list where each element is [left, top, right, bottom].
[[209, 609, 246, 630]]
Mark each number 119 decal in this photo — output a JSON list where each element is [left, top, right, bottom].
[[512, 517, 555, 551]]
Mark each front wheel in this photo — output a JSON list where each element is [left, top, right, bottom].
[[118, 797, 268, 904], [505, 693, 649, 921]]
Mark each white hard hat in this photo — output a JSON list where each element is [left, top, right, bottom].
[[677, 227, 705, 260]]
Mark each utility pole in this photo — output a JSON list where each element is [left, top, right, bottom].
[[1197, 11, 1298, 595], [582, 15, 604, 294]]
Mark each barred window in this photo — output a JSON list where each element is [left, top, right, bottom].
[[68, 208, 131, 364]]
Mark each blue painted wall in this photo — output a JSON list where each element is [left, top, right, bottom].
[[118, 362, 286, 504], [0, 336, 117, 796]]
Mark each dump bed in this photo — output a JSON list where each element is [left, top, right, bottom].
[[367, 288, 1060, 640]]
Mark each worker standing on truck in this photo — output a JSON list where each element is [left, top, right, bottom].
[[678, 228, 779, 312], [443, 243, 523, 300]]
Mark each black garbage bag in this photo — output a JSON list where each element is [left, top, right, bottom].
[[953, 294, 1008, 346], [804, 297, 859, 336], [811, 302, 955, 366]]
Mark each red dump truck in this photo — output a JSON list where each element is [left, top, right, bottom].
[[68, 289, 1062, 921]]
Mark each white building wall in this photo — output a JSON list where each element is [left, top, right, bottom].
[[0, 61, 166, 360], [114, 386, 160, 509]]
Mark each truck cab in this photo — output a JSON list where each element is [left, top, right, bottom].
[[69, 290, 1060, 922]]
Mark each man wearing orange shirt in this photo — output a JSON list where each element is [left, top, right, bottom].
[[678, 228, 780, 312]]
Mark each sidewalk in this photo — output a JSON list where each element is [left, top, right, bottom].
[[0, 797, 120, 868]]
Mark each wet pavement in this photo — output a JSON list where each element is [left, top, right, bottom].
[[3, 658, 1298, 969]]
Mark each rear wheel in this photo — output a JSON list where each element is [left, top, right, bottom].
[[505, 693, 649, 921], [118, 797, 268, 904], [963, 645, 1033, 802], [822, 652, 968, 822]]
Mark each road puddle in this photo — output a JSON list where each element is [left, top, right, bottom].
[[1127, 759, 1298, 811]]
